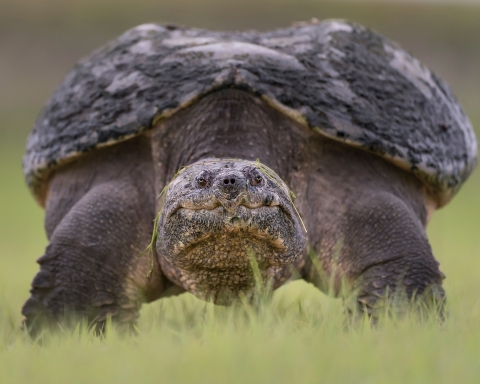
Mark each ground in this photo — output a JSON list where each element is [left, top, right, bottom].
[[1, 1, 480, 383]]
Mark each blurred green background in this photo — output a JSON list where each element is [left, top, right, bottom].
[[1, 1, 480, 382]]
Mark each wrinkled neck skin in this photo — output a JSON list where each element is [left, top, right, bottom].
[[152, 90, 309, 304]]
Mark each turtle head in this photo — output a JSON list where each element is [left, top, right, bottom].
[[156, 159, 306, 303]]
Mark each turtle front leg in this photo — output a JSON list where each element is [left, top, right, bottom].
[[296, 138, 445, 319], [342, 193, 444, 318], [304, 192, 445, 319], [22, 138, 170, 333]]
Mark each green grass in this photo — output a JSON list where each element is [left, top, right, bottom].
[[1, 2, 480, 382], [4, 296, 480, 384], [1, 120, 479, 382]]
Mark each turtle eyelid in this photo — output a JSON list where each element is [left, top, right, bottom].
[[246, 167, 263, 186], [242, 165, 259, 175], [195, 171, 212, 188]]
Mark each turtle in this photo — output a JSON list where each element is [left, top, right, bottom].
[[21, 19, 477, 330]]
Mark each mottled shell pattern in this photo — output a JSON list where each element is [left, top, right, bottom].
[[24, 19, 477, 206]]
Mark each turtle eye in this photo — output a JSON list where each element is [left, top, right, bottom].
[[196, 171, 211, 189], [250, 172, 263, 186]]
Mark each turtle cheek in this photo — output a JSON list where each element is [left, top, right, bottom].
[[263, 192, 284, 208], [246, 206, 300, 251], [243, 187, 272, 208], [164, 190, 219, 218], [157, 207, 223, 263], [157, 211, 192, 261]]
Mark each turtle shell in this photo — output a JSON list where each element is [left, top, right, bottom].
[[24, 19, 477, 206]]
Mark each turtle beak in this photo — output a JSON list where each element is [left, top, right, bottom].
[[214, 171, 247, 212]]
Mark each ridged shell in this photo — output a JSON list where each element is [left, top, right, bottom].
[[24, 20, 477, 206]]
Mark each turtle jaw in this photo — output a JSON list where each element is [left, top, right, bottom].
[[159, 204, 299, 266], [157, 204, 305, 304]]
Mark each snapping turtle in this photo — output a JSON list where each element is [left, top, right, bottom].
[[22, 19, 477, 328]]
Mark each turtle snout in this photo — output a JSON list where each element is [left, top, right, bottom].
[[216, 172, 246, 198], [215, 172, 246, 211]]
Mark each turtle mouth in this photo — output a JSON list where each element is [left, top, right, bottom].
[[165, 194, 281, 220]]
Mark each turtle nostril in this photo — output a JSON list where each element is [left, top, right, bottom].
[[219, 174, 243, 190], [217, 173, 245, 201]]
